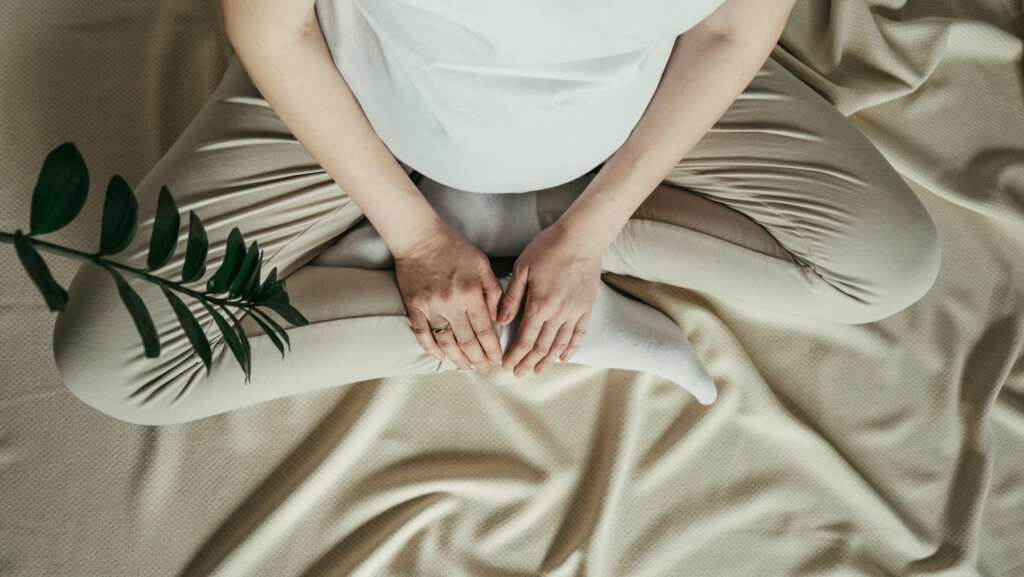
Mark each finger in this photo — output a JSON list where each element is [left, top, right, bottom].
[[431, 314, 473, 370], [408, 306, 446, 362], [480, 267, 503, 323], [502, 297, 547, 370], [514, 319, 561, 376], [450, 308, 492, 373], [466, 293, 503, 365], [560, 312, 590, 362], [498, 265, 528, 325], [535, 320, 574, 373]]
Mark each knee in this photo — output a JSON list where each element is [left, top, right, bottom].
[[52, 267, 187, 426], [840, 201, 942, 324], [53, 314, 175, 427], [54, 346, 193, 427], [876, 197, 942, 320]]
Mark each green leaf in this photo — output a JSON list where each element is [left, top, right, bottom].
[[219, 305, 252, 383], [200, 300, 250, 383], [248, 307, 286, 359], [146, 185, 181, 271], [236, 318, 252, 379], [228, 240, 259, 299], [256, 266, 280, 301], [251, 306, 291, 352], [160, 286, 212, 374], [206, 227, 244, 294], [241, 255, 262, 301], [98, 174, 139, 256], [107, 267, 160, 358], [29, 142, 89, 236], [13, 231, 68, 311], [181, 211, 208, 283], [263, 297, 309, 327], [263, 275, 293, 305]]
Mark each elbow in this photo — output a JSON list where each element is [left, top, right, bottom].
[[218, 0, 245, 46], [219, 0, 321, 52], [688, 0, 798, 45]]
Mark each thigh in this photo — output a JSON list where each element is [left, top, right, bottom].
[[53, 55, 435, 425], [107, 54, 367, 278], [645, 55, 940, 301], [583, 54, 941, 323]]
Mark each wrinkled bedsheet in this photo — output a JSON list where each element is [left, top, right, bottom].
[[1, 1, 1021, 575]]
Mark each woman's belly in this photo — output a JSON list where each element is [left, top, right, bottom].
[[315, 0, 681, 194]]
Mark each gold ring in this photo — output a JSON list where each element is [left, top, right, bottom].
[[431, 323, 452, 335]]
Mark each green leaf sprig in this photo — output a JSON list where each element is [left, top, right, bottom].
[[1, 142, 311, 384]]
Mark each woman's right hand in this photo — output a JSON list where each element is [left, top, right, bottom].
[[393, 221, 505, 374]]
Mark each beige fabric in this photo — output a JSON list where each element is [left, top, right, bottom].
[[1, 1, 1022, 575]]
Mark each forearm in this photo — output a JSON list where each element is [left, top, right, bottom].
[[222, 5, 444, 258], [555, 0, 796, 251]]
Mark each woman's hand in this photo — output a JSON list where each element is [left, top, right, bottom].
[[498, 222, 603, 376], [394, 220, 504, 374]]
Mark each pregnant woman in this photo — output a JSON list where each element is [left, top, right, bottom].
[[52, 0, 941, 425]]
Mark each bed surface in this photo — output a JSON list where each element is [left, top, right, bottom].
[[1, 1, 1022, 575]]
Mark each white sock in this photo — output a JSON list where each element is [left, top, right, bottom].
[[495, 273, 716, 405], [310, 178, 717, 404]]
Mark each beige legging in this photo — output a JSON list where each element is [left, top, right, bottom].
[[52, 53, 940, 425]]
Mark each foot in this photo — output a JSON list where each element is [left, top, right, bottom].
[[495, 273, 717, 405]]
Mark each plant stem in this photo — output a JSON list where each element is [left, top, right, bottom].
[[1, 230, 250, 310]]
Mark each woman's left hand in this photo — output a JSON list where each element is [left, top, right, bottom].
[[498, 221, 603, 376]]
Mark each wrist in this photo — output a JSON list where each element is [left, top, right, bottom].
[[550, 211, 618, 259], [385, 212, 450, 260]]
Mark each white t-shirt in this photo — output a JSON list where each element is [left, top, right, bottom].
[[314, 0, 725, 194]]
